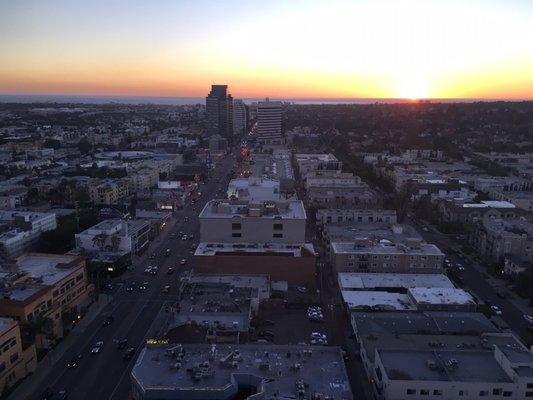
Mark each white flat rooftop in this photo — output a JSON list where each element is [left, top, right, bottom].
[[408, 287, 476, 306], [462, 200, 516, 208], [338, 273, 455, 290], [341, 290, 416, 311], [15, 253, 80, 285], [195, 242, 315, 257]]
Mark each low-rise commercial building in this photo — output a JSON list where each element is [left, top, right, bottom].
[[294, 153, 342, 178], [194, 242, 316, 288], [131, 344, 353, 400]]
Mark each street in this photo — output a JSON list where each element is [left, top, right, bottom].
[[17, 155, 235, 400]]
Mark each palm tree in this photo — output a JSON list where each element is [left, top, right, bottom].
[[110, 234, 121, 252]]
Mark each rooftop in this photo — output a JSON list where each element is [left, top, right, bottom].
[[195, 242, 315, 258], [13, 253, 83, 286], [338, 273, 454, 291], [131, 344, 353, 400], [352, 311, 498, 336], [360, 332, 526, 365], [341, 290, 416, 311], [379, 349, 512, 383], [332, 241, 444, 256], [462, 200, 516, 209], [199, 199, 306, 220], [0, 318, 15, 335], [408, 287, 476, 307]]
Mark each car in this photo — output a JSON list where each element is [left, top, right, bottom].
[[496, 291, 507, 299], [258, 330, 275, 339], [165, 248, 171, 256], [491, 305, 503, 315], [180, 259, 186, 266], [103, 315, 114, 326], [139, 282, 148, 290], [150, 266, 159, 275], [91, 341, 104, 354], [55, 390, 68, 400], [116, 338, 128, 349], [167, 267, 174, 275], [190, 243, 197, 250], [126, 283, 135, 292], [524, 314, 533, 324], [311, 332, 327, 340], [67, 354, 82, 368], [296, 286, 308, 294], [181, 235, 188, 241], [422, 227, 429, 232], [144, 266, 152, 274], [123, 347, 136, 360], [149, 253, 155, 260], [162, 285, 171, 293], [104, 283, 114, 291]]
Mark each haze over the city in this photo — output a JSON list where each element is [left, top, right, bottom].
[[1, 0, 533, 100]]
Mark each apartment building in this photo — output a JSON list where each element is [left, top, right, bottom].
[[470, 217, 533, 263], [438, 199, 520, 224], [88, 178, 129, 205], [199, 199, 306, 243], [331, 237, 444, 274], [127, 167, 159, 193], [0, 253, 91, 344], [316, 209, 397, 227], [0, 318, 37, 392], [294, 153, 342, 178]]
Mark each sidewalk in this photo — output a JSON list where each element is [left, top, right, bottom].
[[9, 294, 113, 400]]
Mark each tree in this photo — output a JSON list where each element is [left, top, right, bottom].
[[110, 235, 121, 252], [74, 187, 90, 204], [78, 138, 93, 155]]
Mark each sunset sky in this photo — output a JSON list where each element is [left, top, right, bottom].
[[1, 0, 532, 99]]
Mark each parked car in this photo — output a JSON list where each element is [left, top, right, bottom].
[[144, 266, 152, 274], [91, 341, 104, 354], [55, 390, 68, 400], [126, 283, 136, 292], [524, 314, 533, 324], [166, 267, 174, 275], [103, 315, 114, 326], [491, 305, 503, 316], [139, 282, 148, 290], [180, 259, 186, 266], [150, 266, 159, 275], [162, 285, 171, 293]]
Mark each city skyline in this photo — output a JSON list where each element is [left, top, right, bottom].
[[1, 0, 533, 100]]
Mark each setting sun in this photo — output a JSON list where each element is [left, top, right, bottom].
[[396, 77, 430, 100]]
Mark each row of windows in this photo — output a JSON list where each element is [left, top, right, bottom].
[[406, 388, 513, 397], [231, 223, 284, 230], [231, 233, 284, 239], [0, 337, 16, 355]]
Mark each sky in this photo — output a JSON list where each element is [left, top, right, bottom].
[[1, 0, 533, 100]]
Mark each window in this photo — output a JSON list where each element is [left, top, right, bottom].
[[9, 353, 18, 364], [433, 389, 442, 396], [231, 233, 241, 238], [273, 223, 283, 230], [420, 389, 429, 395], [493, 389, 502, 396], [479, 391, 488, 396], [231, 223, 241, 230], [406, 389, 416, 395], [76, 273, 84, 282], [503, 391, 512, 397], [526, 392, 533, 397], [459, 390, 467, 396], [273, 233, 283, 238], [528, 384, 533, 389], [0, 363, 5, 373], [53, 290, 59, 297]]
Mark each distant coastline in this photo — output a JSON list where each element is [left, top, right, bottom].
[[0, 94, 530, 106]]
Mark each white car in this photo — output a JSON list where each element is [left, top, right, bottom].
[[491, 305, 502, 316], [180, 259, 186, 266], [523, 314, 533, 324], [144, 266, 152, 274], [91, 341, 104, 354]]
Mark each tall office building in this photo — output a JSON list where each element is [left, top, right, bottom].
[[205, 84, 233, 139], [233, 99, 248, 137], [257, 99, 284, 145]]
